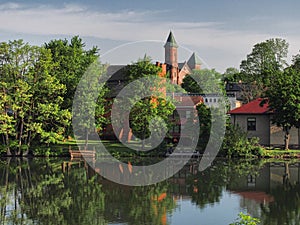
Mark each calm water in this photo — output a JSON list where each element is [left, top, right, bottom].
[[0, 157, 300, 225]]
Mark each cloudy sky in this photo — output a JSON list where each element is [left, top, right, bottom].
[[1, 0, 299, 72]]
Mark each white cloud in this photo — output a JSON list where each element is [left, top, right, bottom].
[[0, 2, 20, 10], [1, 2, 299, 72]]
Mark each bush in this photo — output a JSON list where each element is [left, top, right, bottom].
[[221, 124, 264, 158], [229, 212, 260, 225]]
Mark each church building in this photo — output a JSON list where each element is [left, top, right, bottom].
[[106, 31, 202, 97]]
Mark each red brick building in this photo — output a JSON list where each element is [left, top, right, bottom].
[[102, 32, 203, 141]]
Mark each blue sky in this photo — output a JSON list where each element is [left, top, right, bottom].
[[1, 0, 299, 72]]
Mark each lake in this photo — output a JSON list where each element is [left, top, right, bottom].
[[0, 157, 299, 225]]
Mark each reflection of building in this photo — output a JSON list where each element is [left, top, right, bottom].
[[228, 98, 300, 146], [228, 162, 300, 200]]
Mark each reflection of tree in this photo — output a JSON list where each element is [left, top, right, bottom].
[[102, 181, 176, 225], [22, 162, 106, 224], [185, 160, 227, 208], [0, 158, 34, 224], [260, 162, 300, 225], [0, 158, 176, 225], [0, 158, 106, 225], [184, 159, 264, 209]]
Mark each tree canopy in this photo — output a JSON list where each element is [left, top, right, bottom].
[[265, 67, 300, 149], [0, 37, 107, 155]]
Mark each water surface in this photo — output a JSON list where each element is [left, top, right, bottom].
[[0, 157, 299, 225]]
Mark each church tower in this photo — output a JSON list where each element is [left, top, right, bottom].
[[164, 31, 179, 84], [187, 52, 201, 70]]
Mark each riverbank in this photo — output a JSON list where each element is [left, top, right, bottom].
[[2, 139, 300, 159]]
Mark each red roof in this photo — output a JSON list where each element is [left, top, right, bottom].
[[232, 191, 274, 203], [228, 98, 270, 114]]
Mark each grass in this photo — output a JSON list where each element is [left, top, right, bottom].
[[262, 148, 300, 158], [51, 139, 168, 158]]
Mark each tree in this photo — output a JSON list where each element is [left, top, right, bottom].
[[239, 38, 288, 101], [0, 40, 71, 155], [72, 61, 108, 150], [182, 69, 223, 94], [45, 36, 99, 110], [120, 57, 175, 149], [222, 67, 240, 83], [195, 103, 211, 151], [265, 67, 300, 149]]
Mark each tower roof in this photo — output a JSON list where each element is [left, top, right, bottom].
[[164, 31, 178, 48], [187, 52, 201, 67]]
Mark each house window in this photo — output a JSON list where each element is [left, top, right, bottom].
[[247, 117, 256, 131]]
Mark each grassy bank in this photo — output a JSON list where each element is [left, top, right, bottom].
[[2, 139, 300, 159], [262, 148, 300, 158]]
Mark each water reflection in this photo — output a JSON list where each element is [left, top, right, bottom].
[[1, 158, 300, 224]]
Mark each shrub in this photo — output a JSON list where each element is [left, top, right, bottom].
[[221, 124, 264, 158], [229, 212, 260, 225]]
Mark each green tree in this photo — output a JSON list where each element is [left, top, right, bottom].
[[72, 61, 108, 150], [45, 36, 100, 140], [265, 67, 300, 149], [222, 67, 240, 82], [0, 82, 14, 155], [0, 40, 71, 155], [182, 68, 223, 94], [196, 103, 211, 151], [239, 38, 288, 101], [45, 36, 99, 110], [123, 57, 175, 149]]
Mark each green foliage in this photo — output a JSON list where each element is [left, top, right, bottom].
[[237, 38, 288, 102], [0, 37, 107, 155], [230, 212, 260, 225], [72, 60, 108, 149], [123, 57, 175, 148], [0, 40, 71, 155], [222, 123, 264, 158], [222, 67, 240, 82], [182, 68, 223, 94], [240, 38, 288, 85], [44, 36, 99, 110], [196, 103, 211, 151], [265, 67, 300, 149]]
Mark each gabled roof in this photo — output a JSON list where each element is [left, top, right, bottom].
[[164, 31, 178, 48], [106, 65, 128, 81], [228, 98, 270, 114], [178, 61, 192, 74]]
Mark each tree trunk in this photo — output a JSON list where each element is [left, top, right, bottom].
[[284, 126, 290, 150], [85, 128, 89, 150], [17, 119, 24, 155], [5, 133, 11, 156]]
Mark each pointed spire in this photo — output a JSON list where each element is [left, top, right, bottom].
[[187, 52, 201, 69], [164, 31, 178, 48]]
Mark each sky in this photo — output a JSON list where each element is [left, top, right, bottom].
[[1, 0, 300, 72]]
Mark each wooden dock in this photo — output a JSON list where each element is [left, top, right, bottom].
[[69, 146, 96, 160]]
